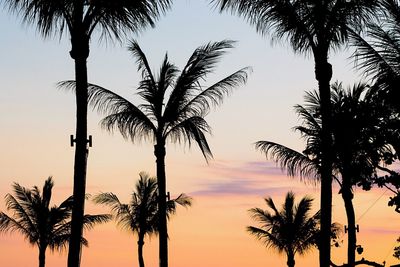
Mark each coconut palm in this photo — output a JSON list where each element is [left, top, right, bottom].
[[60, 39, 248, 267], [213, 1, 379, 265], [93, 172, 191, 267], [248, 192, 323, 267], [1, 1, 172, 265], [0, 177, 110, 267], [256, 82, 396, 266]]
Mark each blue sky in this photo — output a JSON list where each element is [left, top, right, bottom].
[[1, 1, 399, 267]]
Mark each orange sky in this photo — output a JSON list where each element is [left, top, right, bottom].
[[1, 0, 400, 266]]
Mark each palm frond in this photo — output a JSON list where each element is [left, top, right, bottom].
[[59, 80, 157, 142], [82, 214, 112, 230], [166, 116, 213, 161], [176, 67, 250, 118], [0, 212, 34, 242], [164, 40, 237, 119], [351, 24, 400, 85], [255, 141, 318, 179], [86, 0, 172, 41]]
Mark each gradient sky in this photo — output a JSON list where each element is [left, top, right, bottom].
[[1, 1, 399, 266]]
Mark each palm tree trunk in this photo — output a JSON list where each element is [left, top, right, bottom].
[[287, 249, 295, 267], [138, 235, 145, 267], [67, 19, 90, 267], [39, 246, 46, 267], [154, 141, 168, 267], [342, 182, 356, 267], [315, 57, 333, 267]]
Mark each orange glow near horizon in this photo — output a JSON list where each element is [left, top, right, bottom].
[[1, 165, 399, 267]]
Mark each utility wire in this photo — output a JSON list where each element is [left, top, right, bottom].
[[356, 189, 388, 223]]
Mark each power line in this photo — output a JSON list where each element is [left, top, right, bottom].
[[356, 189, 388, 223]]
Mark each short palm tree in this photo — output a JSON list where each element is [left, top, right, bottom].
[[0, 177, 110, 267], [248, 192, 321, 267], [213, 1, 379, 265], [1, 1, 172, 265], [62, 39, 249, 267], [256, 82, 395, 266], [93, 172, 192, 267]]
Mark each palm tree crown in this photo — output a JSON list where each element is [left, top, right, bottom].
[[248, 192, 321, 267], [78, 40, 249, 158], [0, 177, 110, 267], [93, 172, 192, 267]]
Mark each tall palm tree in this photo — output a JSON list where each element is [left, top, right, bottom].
[[0, 177, 110, 267], [61, 39, 249, 267], [248, 192, 322, 267], [213, 2, 379, 265], [1, 1, 172, 266], [256, 82, 395, 266], [93, 172, 192, 267]]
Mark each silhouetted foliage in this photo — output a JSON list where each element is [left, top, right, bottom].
[[257, 82, 398, 266], [213, 1, 380, 265], [248, 192, 341, 267], [350, 0, 400, 213], [93, 172, 191, 267], [0, 177, 110, 267], [62, 40, 248, 267], [1, 1, 173, 265]]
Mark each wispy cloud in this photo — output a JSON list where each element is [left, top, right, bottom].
[[190, 160, 318, 197]]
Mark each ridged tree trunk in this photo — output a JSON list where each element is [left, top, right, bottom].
[[342, 180, 356, 267], [38, 246, 46, 267], [155, 140, 168, 267], [315, 55, 334, 267], [67, 7, 90, 266], [138, 233, 145, 267]]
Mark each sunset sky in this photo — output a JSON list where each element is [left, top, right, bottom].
[[1, 1, 400, 266]]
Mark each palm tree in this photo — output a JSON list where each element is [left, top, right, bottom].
[[93, 172, 192, 267], [213, 2, 379, 265], [1, 1, 172, 265], [61, 40, 248, 267], [256, 82, 395, 266], [62, 39, 248, 267], [248, 192, 322, 267], [0, 177, 110, 267]]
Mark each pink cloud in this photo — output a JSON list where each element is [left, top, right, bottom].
[[190, 160, 318, 197]]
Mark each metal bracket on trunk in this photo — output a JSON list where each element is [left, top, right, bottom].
[[70, 135, 93, 147]]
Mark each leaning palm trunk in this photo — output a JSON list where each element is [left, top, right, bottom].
[[68, 30, 90, 267], [342, 180, 357, 267], [315, 56, 334, 267], [155, 141, 168, 267]]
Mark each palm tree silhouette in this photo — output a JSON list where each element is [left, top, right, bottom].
[[0, 177, 110, 267], [350, 0, 400, 214], [1, 1, 172, 265], [62, 39, 248, 267], [248, 192, 323, 267], [93, 172, 192, 267], [256, 82, 395, 266], [351, 0, 400, 108], [213, 1, 379, 265]]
